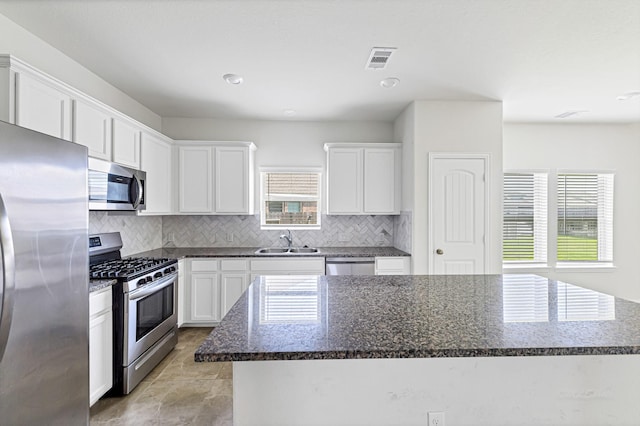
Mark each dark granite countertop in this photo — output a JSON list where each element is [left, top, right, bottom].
[[89, 279, 116, 293], [195, 274, 640, 362], [129, 246, 410, 259]]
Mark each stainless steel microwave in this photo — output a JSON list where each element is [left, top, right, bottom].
[[88, 157, 146, 211]]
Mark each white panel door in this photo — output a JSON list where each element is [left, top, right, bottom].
[[15, 72, 71, 140], [73, 99, 112, 160], [327, 148, 363, 214], [430, 155, 487, 274], [364, 148, 397, 213]]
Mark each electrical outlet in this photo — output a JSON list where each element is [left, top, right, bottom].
[[427, 412, 445, 426], [338, 233, 349, 242], [166, 232, 174, 242], [226, 232, 234, 242]]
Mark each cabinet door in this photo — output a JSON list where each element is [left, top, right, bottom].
[[89, 287, 113, 406], [215, 146, 252, 214], [15, 72, 71, 140], [364, 148, 398, 214], [140, 132, 172, 214], [112, 118, 141, 168], [89, 309, 113, 406], [327, 148, 362, 214], [190, 272, 220, 322], [179, 146, 213, 213], [73, 99, 112, 160], [220, 273, 249, 317]]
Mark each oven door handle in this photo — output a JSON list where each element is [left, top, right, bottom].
[[129, 273, 176, 301]]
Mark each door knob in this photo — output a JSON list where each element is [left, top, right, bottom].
[[436, 249, 444, 255]]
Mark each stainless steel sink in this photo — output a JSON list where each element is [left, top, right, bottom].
[[255, 248, 290, 254], [254, 247, 320, 255], [288, 247, 319, 253]]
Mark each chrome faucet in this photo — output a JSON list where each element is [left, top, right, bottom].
[[280, 229, 293, 248]]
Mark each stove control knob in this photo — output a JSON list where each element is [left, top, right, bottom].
[[138, 277, 148, 286], [164, 266, 175, 274], [154, 271, 163, 279]]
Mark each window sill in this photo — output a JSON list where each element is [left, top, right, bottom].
[[261, 226, 321, 231], [555, 263, 616, 273]]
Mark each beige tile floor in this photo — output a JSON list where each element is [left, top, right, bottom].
[[90, 328, 232, 426]]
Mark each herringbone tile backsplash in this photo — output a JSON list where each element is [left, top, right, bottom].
[[162, 214, 396, 248], [89, 212, 162, 256], [90, 212, 412, 255]]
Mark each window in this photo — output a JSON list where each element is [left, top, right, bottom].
[[503, 173, 548, 263], [260, 170, 321, 229], [557, 173, 613, 263]]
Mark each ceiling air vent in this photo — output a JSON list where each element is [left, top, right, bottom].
[[365, 47, 397, 70]]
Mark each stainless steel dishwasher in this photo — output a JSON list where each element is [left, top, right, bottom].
[[325, 257, 375, 275]]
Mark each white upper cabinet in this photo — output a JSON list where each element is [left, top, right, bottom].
[[327, 148, 363, 214], [179, 145, 213, 213], [15, 71, 72, 141], [363, 148, 399, 213], [177, 141, 256, 215], [325, 143, 401, 215], [140, 131, 173, 215], [73, 99, 112, 160], [112, 118, 141, 169], [215, 146, 255, 214]]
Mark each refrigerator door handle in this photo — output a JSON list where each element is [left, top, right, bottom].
[[0, 192, 15, 362]]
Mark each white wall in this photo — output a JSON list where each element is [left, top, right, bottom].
[[504, 123, 640, 301], [0, 13, 161, 130], [395, 101, 504, 274]]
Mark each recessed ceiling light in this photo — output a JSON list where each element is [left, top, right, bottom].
[[223, 73, 243, 85], [283, 109, 296, 117], [380, 77, 400, 88], [555, 110, 589, 119], [617, 91, 640, 101]]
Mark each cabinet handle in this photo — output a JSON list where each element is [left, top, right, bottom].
[[436, 249, 444, 255]]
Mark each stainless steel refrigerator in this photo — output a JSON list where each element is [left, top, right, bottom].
[[0, 120, 89, 424]]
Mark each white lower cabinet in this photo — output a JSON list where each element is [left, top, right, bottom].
[[220, 259, 250, 317], [181, 257, 324, 326], [374, 256, 411, 275], [89, 286, 113, 406], [188, 259, 220, 324]]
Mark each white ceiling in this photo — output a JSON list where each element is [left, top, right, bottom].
[[0, 0, 638, 123]]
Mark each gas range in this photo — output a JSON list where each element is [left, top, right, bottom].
[[90, 257, 177, 292], [89, 232, 178, 396]]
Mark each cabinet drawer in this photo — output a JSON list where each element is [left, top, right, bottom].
[[89, 286, 112, 316], [221, 259, 248, 271], [191, 259, 218, 272], [375, 257, 410, 275]]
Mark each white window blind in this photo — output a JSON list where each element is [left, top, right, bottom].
[[557, 173, 613, 263], [261, 171, 321, 228], [259, 276, 320, 324], [503, 173, 548, 263]]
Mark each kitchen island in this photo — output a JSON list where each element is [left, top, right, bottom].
[[195, 274, 640, 425]]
